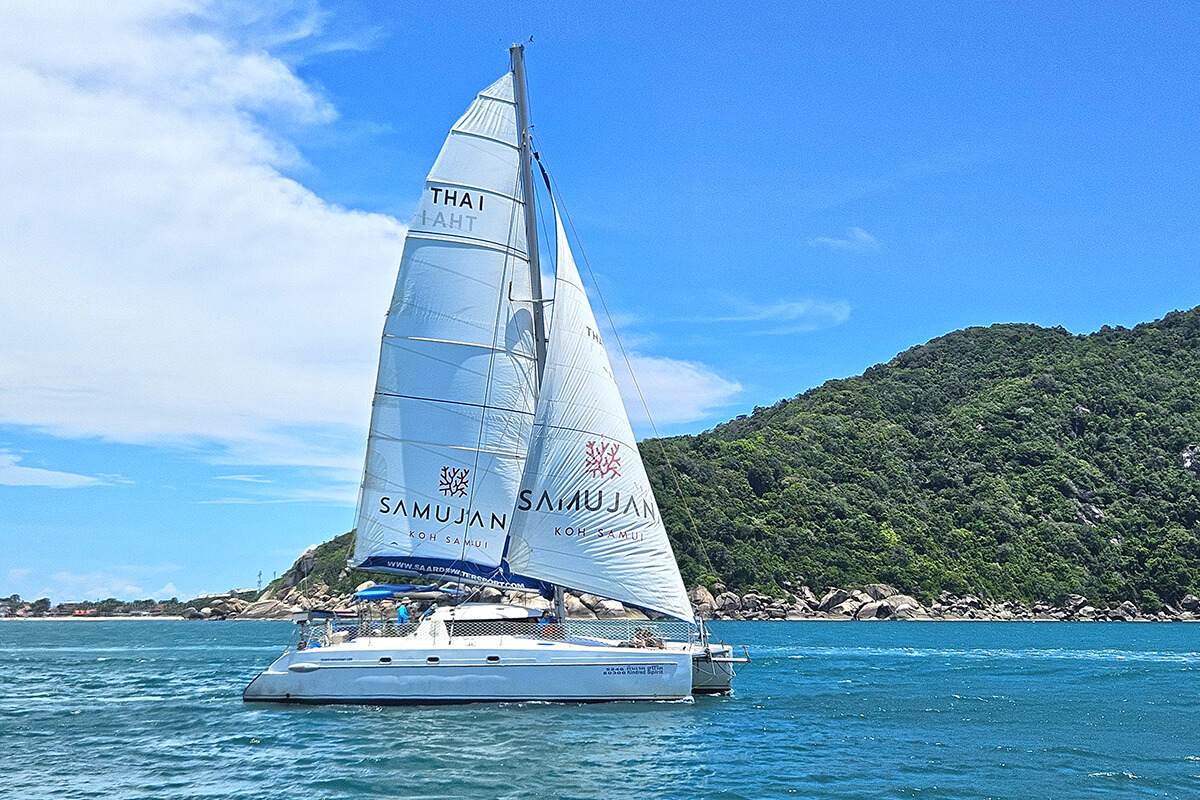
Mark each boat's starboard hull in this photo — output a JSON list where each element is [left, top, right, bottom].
[[243, 639, 692, 704]]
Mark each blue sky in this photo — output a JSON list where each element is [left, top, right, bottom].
[[2, 1, 1197, 601]]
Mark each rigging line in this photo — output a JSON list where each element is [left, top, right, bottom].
[[531, 135, 718, 583], [531, 147, 557, 321]]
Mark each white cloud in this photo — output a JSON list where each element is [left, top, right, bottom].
[[0, 0, 745, 481], [197, 479, 356, 505], [39, 571, 147, 601], [94, 473, 136, 485], [709, 298, 851, 335], [811, 226, 880, 251], [215, 474, 273, 483], [32, 563, 185, 602], [614, 354, 742, 428], [0, 451, 102, 488], [0, 1, 404, 473]]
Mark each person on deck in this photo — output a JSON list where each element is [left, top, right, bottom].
[[396, 603, 409, 625]]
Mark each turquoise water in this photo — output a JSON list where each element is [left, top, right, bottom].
[[1, 620, 1198, 799]]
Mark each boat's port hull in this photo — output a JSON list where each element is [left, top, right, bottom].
[[691, 644, 742, 695], [244, 638, 692, 704]]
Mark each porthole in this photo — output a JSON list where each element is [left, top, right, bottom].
[[379, 657, 391, 664], [427, 656, 440, 664], [486, 655, 500, 663]]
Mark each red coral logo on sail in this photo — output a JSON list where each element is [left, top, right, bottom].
[[439, 466, 470, 498], [584, 441, 621, 479]]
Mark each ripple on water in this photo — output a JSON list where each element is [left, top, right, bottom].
[[2, 620, 1199, 799]]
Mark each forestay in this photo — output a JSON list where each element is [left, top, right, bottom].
[[352, 73, 542, 588], [505, 203, 695, 621]]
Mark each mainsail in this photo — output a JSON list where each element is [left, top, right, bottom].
[[504, 203, 695, 621], [351, 73, 542, 588]]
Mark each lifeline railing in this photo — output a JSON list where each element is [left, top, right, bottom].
[[296, 616, 695, 650]]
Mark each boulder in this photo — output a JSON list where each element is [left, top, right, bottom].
[[883, 595, 922, 615], [855, 600, 888, 620], [1118, 600, 1139, 619], [181, 606, 202, 620], [1063, 594, 1089, 612], [355, 580, 376, 593], [864, 583, 898, 601], [796, 586, 820, 607], [894, 605, 926, 620], [523, 595, 553, 612], [1180, 594, 1200, 612], [785, 600, 813, 619], [238, 599, 288, 619], [818, 588, 852, 612], [477, 587, 503, 603], [829, 599, 860, 616], [578, 594, 605, 611], [689, 586, 716, 608], [624, 607, 650, 621], [279, 552, 317, 589], [714, 592, 742, 613], [1180, 444, 1200, 475], [595, 600, 627, 619], [199, 606, 214, 618], [565, 594, 596, 619]]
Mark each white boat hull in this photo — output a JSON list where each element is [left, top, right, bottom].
[[244, 638, 692, 704], [690, 644, 743, 695]]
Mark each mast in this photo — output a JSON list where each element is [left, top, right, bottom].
[[510, 44, 547, 385], [513, 44, 560, 618]]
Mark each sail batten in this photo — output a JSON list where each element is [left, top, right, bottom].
[[404, 232, 530, 258], [448, 129, 521, 149]]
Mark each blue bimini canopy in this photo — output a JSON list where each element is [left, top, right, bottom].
[[353, 584, 436, 601], [352, 584, 470, 601]]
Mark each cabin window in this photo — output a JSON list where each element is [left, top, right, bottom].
[[379, 657, 391, 663], [427, 656, 440, 664], [486, 655, 500, 663]]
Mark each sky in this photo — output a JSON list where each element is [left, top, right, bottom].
[[2, 0, 1198, 601]]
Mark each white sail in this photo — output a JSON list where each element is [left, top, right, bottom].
[[505, 204, 695, 621], [352, 73, 542, 588]]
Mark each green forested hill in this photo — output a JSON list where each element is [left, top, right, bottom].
[[289, 308, 1200, 610], [644, 307, 1200, 609]]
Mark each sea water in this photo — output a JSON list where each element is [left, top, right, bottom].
[[1, 620, 1197, 799]]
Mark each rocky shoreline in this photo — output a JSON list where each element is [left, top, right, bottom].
[[184, 580, 1200, 623], [689, 584, 1200, 622]]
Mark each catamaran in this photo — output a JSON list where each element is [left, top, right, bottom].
[[244, 46, 744, 704]]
